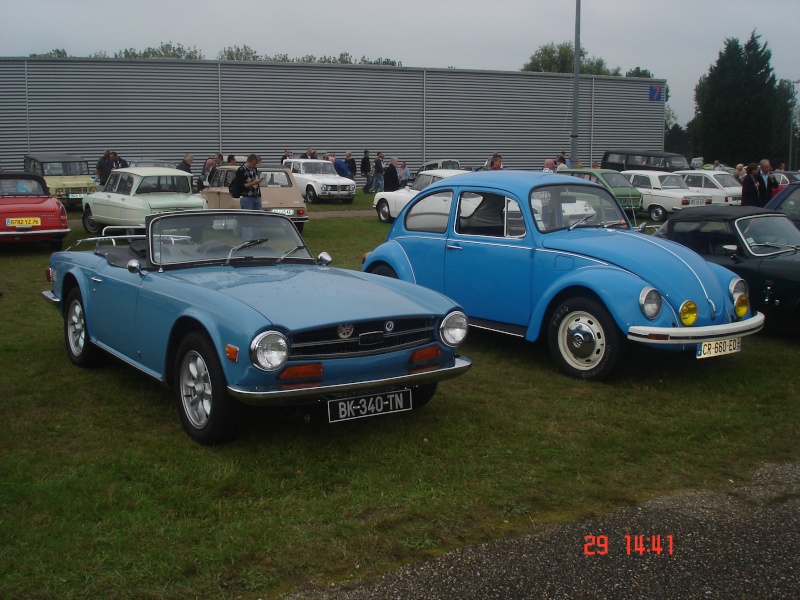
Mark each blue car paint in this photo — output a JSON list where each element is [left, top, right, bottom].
[[46, 231, 471, 404], [363, 170, 763, 354]]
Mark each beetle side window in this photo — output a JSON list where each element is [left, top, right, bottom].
[[455, 192, 525, 238], [404, 191, 453, 233]]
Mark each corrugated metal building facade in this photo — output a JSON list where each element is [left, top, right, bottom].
[[0, 58, 666, 174]]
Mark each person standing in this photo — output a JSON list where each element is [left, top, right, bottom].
[[384, 157, 401, 192], [370, 152, 385, 193], [542, 159, 556, 173], [95, 149, 112, 185], [177, 154, 193, 173], [489, 153, 503, 170], [109, 151, 128, 169], [235, 154, 263, 241], [756, 159, 778, 206], [328, 155, 352, 179], [344, 152, 357, 180], [300, 147, 312, 159], [361, 150, 373, 192], [398, 161, 410, 186], [741, 163, 761, 207], [280, 149, 291, 164]]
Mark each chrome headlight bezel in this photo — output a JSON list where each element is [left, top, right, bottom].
[[439, 311, 468, 348], [250, 331, 289, 371], [729, 277, 750, 319], [639, 286, 662, 320]]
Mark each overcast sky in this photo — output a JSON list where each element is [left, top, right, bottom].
[[1, 0, 797, 126]]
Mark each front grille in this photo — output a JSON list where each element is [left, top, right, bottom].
[[290, 317, 437, 359]]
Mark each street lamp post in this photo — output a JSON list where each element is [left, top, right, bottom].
[[789, 80, 800, 171]]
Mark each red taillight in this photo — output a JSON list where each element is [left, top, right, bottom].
[[705, 198, 712, 205], [59, 202, 68, 225], [45, 267, 53, 282], [297, 208, 306, 216]]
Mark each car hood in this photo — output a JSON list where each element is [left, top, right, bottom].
[[166, 264, 456, 330], [302, 175, 353, 185], [541, 229, 732, 308]]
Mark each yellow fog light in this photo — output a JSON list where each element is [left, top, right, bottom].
[[734, 294, 749, 319], [679, 301, 698, 326]]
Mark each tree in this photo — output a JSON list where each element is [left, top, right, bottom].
[[625, 67, 653, 79], [690, 31, 787, 165], [218, 45, 262, 61], [521, 42, 619, 76], [29, 49, 69, 58], [113, 42, 204, 60]]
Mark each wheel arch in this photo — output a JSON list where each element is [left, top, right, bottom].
[[362, 241, 417, 283], [527, 269, 646, 341], [164, 316, 212, 388]]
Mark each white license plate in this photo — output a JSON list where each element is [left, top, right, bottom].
[[328, 389, 412, 422], [269, 208, 295, 215], [696, 337, 741, 359], [690, 198, 705, 205], [67, 193, 86, 199]]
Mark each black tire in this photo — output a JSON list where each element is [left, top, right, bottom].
[[369, 264, 398, 278], [548, 296, 622, 381], [412, 383, 438, 409], [48, 239, 64, 251], [294, 222, 304, 234], [376, 200, 393, 223], [306, 186, 317, 204], [649, 204, 667, 222], [82, 207, 102, 235], [64, 288, 101, 367], [174, 331, 240, 445]]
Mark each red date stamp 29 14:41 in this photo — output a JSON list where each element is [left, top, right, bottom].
[[584, 535, 674, 556]]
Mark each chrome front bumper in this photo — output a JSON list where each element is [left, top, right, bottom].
[[627, 312, 765, 345], [228, 356, 472, 406]]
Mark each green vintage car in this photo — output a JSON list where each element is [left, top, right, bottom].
[[561, 168, 643, 212], [23, 153, 98, 207]]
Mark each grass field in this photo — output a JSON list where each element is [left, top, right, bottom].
[[1, 204, 798, 598]]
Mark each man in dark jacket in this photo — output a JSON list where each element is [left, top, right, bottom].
[[177, 154, 193, 173], [344, 152, 357, 181], [756, 159, 778, 206]]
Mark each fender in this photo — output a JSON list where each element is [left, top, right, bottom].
[[362, 240, 417, 283], [526, 265, 652, 341]]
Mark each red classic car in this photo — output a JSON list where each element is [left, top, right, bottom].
[[0, 172, 70, 250]]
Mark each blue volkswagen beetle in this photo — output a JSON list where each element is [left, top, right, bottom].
[[42, 210, 471, 444], [362, 171, 765, 381]]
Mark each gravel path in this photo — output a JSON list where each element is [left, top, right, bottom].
[[285, 463, 800, 599]]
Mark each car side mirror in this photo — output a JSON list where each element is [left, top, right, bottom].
[[637, 222, 648, 233], [316, 251, 332, 266], [721, 244, 738, 256], [127, 259, 146, 276]]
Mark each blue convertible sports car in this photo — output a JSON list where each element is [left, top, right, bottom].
[[362, 171, 765, 381], [43, 210, 471, 444]]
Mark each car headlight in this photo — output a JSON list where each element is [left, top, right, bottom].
[[321, 185, 330, 191], [729, 277, 750, 319], [639, 286, 662, 319], [679, 301, 698, 326], [440, 311, 468, 347], [250, 331, 289, 371], [348, 184, 355, 191]]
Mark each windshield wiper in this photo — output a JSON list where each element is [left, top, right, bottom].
[[225, 238, 269, 265], [602, 220, 628, 229], [750, 242, 800, 253], [568, 215, 594, 230], [275, 245, 308, 264]]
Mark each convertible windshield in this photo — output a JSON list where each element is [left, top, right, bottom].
[[149, 212, 313, 266], [530, 185, 627, 232], [658, 174, 689, 190], [735, 215, 800, 256]]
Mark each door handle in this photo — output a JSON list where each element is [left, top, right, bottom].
[[446, 243, 462, 250]]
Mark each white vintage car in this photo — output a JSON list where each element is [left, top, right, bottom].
[[373, 169, 464, 223], [622, 170, 712, 221], [282, 159, 356, 204], [81, 167, 206, 234], [675, 170, 742, 206]]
